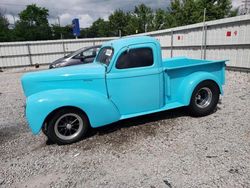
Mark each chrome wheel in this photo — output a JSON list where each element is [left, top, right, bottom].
[[195, 87, 212, 108], [54, 113, 84, 141]]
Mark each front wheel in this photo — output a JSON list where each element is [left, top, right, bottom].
[[47, 108, 89, 145], [188, 80, 220, 117]]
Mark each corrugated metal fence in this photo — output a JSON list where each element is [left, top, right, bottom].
[[0, 37, 116, 68], [0, 15, 250, 69]]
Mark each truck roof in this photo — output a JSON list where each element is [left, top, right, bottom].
[[103, 36, 160, 51]]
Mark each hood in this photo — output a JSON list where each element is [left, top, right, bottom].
[[51, 57, 66, 65], [21, 63, 106, 97]]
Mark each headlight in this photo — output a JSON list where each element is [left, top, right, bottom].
[[50, 63, 62, 68], [54, 63, 62, 67]]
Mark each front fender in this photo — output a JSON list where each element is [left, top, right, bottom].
[[26, 89, 121, 134], [178, 71, 223, 106]]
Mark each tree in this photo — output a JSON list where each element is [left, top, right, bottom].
[[134, 4, 154, 33], [51, 24, 62, 39], [0, 10, 10, 42], [109, 10, 129, 36], [169, 0, 235, 26], [169, 0, 198, 26], [200, 0, 234, 20], [84, 18, 110, 37], [124, 13, 140, 35], [0, 11, 8, 29], [14, 4, 51, 41], [51, 24, 74, 39], [153, 9, 167, 30]]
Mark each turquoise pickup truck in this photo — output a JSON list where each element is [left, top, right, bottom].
[[21, 36, 227, 145]]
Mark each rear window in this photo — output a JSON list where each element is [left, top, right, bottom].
[[116, 48, 153, 69], [96, 47, 114, 66]]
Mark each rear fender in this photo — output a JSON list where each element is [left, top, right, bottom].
[[178, 71, 223, 106], [26, 89, 121, 134]]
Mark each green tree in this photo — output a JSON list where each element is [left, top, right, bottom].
[[124, 13, 140, 35], [84, 18, 110, 37], [62, 25, 75, 39], [169, 0, 236, 26], [153, 9, 167, 30], [80, 28, 91, 38], [195, 0, 235, 21], [51, 24, 74, 39], [14, 4, 51, 41], [134, 4, 154, 33], [169, 0, 198, 26], [109, 10, 129, 36], [0, 10, 10, 42], [51, 24, 62, 39]]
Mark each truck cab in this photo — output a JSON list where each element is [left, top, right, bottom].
[[99, 37, 163, 116], [21, 36, 227, 145]]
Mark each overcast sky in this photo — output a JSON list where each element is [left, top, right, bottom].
[[0, 0, 242, 28]]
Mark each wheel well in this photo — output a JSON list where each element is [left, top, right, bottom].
[[188, 79, 220, 106], [42, 106, 89, 129], [200, 79, 221, 94]]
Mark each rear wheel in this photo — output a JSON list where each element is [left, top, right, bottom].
[[47, 108, 89, 145], [188, 80, 220, 117]]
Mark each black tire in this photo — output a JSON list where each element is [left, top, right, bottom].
[[47, 108, 89, 145], [188, 80, 220, 117], [42, 123, 48, 136]]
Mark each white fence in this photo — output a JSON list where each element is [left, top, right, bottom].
[[0, 37, 117, 68], [0, 14, 250, 69]]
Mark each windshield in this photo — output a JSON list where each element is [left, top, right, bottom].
[[96, 47, 114, 66], [64, 47, 86, 58]]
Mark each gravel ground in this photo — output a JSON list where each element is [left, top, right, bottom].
[[0, 67, 249, 188]]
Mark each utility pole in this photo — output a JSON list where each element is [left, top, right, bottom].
[[8, 13, 16, 27], [11, 14, 16, 26]]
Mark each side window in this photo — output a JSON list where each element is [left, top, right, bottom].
[[116, 48, 153, 69], [83, 48, 94, 57], [73, 52, 82, 59]]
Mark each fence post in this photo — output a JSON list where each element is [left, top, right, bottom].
[[27, 43, 32, 65], [203, 24, 208, 60], [170, 30, 174, 58], [201, 8, 206, 59], [62, 40, 66, 56]]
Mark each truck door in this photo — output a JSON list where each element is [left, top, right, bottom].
[[107, 43, 161, 115]]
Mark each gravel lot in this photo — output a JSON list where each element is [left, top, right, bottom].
[[0, 67, 249, 188]]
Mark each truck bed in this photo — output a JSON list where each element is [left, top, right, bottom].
[[163, 57, 226, 70], [161, 57, 227, 107]]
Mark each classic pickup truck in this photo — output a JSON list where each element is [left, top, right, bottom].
[[21, 36, 226, 145]]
